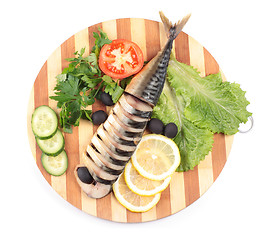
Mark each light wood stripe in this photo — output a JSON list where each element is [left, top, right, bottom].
[[130, 18, 147, 60], [220, 69, 235, 158], [159, 22, 167, 50], [102, 20, 117, 116], [225, 135, 234, 157], [47, 46, 62, 113], [47, 47, 67, 200], [75, 27, 90, 55], [198, 152, 213, 196], [219, 69, 235, 157], [170, 172, 186, 214], [189, 36, 206, 77], [141, 205, 157, 222], [111, 193, 127, 222], [102, 20, 117, 40], [171, 32, 188, 214]]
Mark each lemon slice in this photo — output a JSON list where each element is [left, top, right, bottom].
[[113, 173, 161, 212], [124, 161, 172, 196], [132, 134, 180, 180]]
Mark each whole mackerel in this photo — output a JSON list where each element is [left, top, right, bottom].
[[74, 12, 191, 199], [125, 11, 191, 106]]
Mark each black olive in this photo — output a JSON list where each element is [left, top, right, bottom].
[[148, 118, 164, 134], [92, 110, 108, 125], [164, 123, 178, 138], [77, 167, 94, 184], [100, 91, 114, 106]]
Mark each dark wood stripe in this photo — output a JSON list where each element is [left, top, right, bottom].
[[211, 134, 227, 181], [34, 62, 51, 185], [203, 48, 227, 181], [175, 32, 190, 65], [94, 97, 112, 221], [127, 210, 141, 223], [92, 99, 107, 133], [203, 47, 219, 75], [174, 32, 200, 206], [116, 18, 131, 40], [145, 20, 161, 61], [88, 23, 102, 51], [61, 35, 82, 210], [146, 20, 172, 219], [117, 18, 146, 222], [88, 22, 113, 221], [183, 166, 200, 206], [156, 186, 171, 219]]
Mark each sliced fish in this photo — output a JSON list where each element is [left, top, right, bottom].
[[98, 124, 136, 152], [74, 165, 112, 199], [119, 93, 152, 118], [75, 11, 191, 199], [112, 107, 147, 129], [97, 126, 135, 157], [108, 112, 145, 133], [113, 102, 148, 123], [86, 144, 124, 174], [103, 120, 141, 143], [91, 134, 129, 162], [82, 151, 118, 185]]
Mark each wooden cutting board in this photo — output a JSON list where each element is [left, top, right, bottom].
[[27, 18, 234, 223]]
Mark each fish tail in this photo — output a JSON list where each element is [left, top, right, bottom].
[[159, 11, 191, 40]]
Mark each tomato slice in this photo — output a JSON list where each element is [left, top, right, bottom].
[[99, 39, 144, 79]]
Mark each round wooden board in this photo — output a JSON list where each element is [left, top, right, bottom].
[[27, 18, 234, 223]]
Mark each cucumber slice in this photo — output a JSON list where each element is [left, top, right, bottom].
[[41, 150, 68, 176], [36, 129, 64, 156], [31, 105, 58, 139]]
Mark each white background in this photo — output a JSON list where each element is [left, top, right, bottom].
[[1, 0, 267, 239]]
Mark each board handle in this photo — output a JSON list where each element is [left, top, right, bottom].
[[238, 115, 254, 133]]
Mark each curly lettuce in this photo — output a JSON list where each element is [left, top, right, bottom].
[[152, 54, 252, 171]]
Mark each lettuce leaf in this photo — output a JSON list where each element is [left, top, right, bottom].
[[167, 57, 252, 135], [152, 54, 251, 171], [152, 80, 214, 171]]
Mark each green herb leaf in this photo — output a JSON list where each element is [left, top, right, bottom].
[[91, 27, 112, 57], [111, 84, 124, 103], [81, 109, 92, 121], [50, 28, 132, 133]]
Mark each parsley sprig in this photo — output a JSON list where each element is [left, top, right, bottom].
[[50, 28, 126, 133]]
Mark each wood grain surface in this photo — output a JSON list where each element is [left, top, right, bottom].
[[27, 18, 234, 223]]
